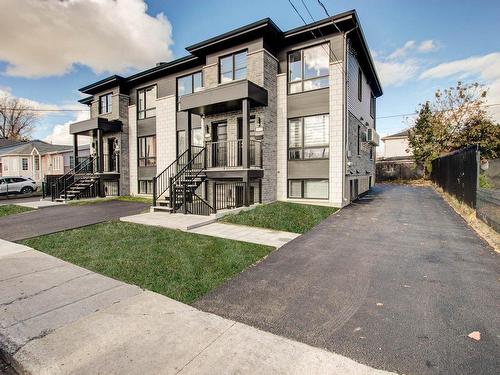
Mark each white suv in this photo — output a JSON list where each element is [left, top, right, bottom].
[[0, 176, 38, 195]]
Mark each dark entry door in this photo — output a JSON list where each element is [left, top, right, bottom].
[[212, 121, 227, 167], [107, 138, 117, 172]]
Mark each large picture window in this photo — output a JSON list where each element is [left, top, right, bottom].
[[219, 50, 247, 83], [288, 114, 329, 160], [288, 179, 329, 199], [288, 44, 329, 94], [137, 85, 157, 119], [99, 93, 112, 114], [177, 72, 203, 98], [138, 136, 156, 167]]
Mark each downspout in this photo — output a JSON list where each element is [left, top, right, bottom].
[[342, 26, 357, 205]]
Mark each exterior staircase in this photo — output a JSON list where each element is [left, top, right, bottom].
[[55, 176, 100, 202], [153, 147, 213, 215]]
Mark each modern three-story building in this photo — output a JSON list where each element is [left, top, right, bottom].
[[67, 9, 381, 213]]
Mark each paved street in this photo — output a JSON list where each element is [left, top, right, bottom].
[[0, 240, 392, 374], [195, 184, 500, 375], [0, 200, 148, 241]]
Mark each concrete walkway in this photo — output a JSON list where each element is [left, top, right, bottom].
[[0, 200, 148, 241], [14, 200, 65, 209], [0, 240, 392, 374], [121, 212, 299, 247], [195, 185, 500, 375], [190, 223, 300, 247]]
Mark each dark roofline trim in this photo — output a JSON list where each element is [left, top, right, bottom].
[[186, 18, 282, 53], [79, 75, 125, 95], [78, 96, 93, 105], [283, 9, 354, 37], [126, 55, 199, 83]]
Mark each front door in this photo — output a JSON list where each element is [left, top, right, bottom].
[[107, 138, 117, 172], [212, 121, 227, 167]]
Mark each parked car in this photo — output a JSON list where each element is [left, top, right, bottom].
[[0, 176, 38, 195]]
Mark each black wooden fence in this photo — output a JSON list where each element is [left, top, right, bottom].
[[431, 145, 479, 208]]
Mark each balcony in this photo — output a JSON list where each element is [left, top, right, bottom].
[[75, 154, 119, 174], [206, 140, 262, 169]]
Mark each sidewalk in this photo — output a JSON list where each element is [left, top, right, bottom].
[[121, 212, 299, 247], [0, 239, 392, 374]]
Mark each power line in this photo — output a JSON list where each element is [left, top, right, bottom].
[[376, 103, 500, 120], [0, 108, 87, 112]]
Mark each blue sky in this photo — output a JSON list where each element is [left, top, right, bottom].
[[1, 0, 499, 144]]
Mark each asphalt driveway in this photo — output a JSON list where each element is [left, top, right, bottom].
[[0, 200, 148, 241], [195, 184, 500, 375]]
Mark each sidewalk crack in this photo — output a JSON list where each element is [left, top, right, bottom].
[[175, 321, 236, 374], [0, 272, 92, 307]]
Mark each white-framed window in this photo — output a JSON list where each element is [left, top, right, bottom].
[[288, 43, 329, 94], [53, 156, 61, 170], [22, 158, 28, 171]]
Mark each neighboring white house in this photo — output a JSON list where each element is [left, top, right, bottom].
[[60, 144, 91, 173], [0, 140, 74, 184], [381, 130, 412, 160]]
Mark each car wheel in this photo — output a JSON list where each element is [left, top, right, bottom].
[[21, 186, 33, 194]]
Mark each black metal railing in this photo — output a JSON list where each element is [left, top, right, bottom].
[[206, 140, 262, 168], [152, 146, 204, 207], [51, 156, 95, 201], [213, 181, 247, 211], [169, 147, 211, 214]]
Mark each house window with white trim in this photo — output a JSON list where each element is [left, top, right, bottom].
[[22, 158, 28, 171]]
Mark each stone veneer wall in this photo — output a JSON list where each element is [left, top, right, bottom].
[[118, 94, 130, 195], [128, 105, 138, 195], [276, 73, 287, 200], [329, 61, 346, 207], [156, 95, 177, 174]]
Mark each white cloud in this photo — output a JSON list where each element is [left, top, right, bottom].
[[419, 52, 500, 121], [0, 0, 173, 78], [0, 88, 59, 113], [374, 40, 438, 87], [43, 111, 91, 145], [418, 40, 437, 52], [375, 59, 420, 87]]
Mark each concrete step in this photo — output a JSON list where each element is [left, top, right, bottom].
[[151, 206, 173, 213]]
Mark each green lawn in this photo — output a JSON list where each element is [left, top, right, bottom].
[[22, 221, 272, 304], [0, 204, 34, 217], [220, 201, 338, 234]]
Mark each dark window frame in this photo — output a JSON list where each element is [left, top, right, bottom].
[[218, 49, 248, 84], [287, 42, 330, 95], [137, 135, 157, 167], [138, 180, 153, 195], [357, 124, 361, 156], [176, 71, 203, 99], [99, 93, 112, 114], [287, 114, 330, 161], [357, 67, 363, 102], [287, 179, 329, 200], [137, 85, 157, 120]]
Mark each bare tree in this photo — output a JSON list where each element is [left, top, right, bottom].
[[0, 93, 39, 140]]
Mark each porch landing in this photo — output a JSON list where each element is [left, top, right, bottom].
[[120, 212, 299, 248]]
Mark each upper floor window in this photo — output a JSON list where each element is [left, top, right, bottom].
[[219, 50, 247, 83], [288, 114, 329, 160], [370, 93, 375, 118], [99, 93, 112, 114], [177, 72, 203, 98], [357, 68, 363, 101], [288, 44, 329, 94], [137, 85, 157, 119], [138, 135, 156, 167]]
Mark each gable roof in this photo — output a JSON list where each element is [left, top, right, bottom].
[[0, 140, 72, 156], [0, 138, 23, 149], [382, 130, 410, 140]]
